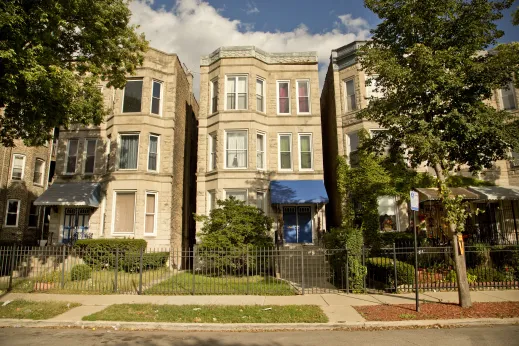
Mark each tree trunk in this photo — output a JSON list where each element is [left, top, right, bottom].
[[434, 163, 472, 308]]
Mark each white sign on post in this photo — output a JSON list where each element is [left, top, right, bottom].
[[410, 191, 419, 211]]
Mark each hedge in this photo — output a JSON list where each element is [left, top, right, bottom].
[[74, 239, 148, 271], [366, 257, 415, 286], [71, 264, 92, 281], [467, 266, 507, 282]]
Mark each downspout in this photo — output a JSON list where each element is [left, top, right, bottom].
[[41, 134, 54, 243]]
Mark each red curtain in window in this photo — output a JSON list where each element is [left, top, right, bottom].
[[298, 82, 309, 113]]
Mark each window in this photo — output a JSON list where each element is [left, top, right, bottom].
[[122, 79, 143, 113], [296, 80, 310, 114], [365, 75, 383, 102], [299, 134, 313, 170], [256, 133, 266, 170], [501, 82, 517, 110], [151, 80, 163, 115], [277, 81, 290, 114], [4, 199, 20, 227], [113, 192, 136, 233], [348, 132, 360, 166], [208, 133, 217, 171], [84, 139, 97, 174], [225, 130, 248, 169], [207, 190, 216, 214], [210, 79, 218, 113], [511, 152, 519, 168], [145, 192, 157, 235], [225, 189, 247, 202], [148, 135, 159, 172], [65, 139, 78, 174], [370, 129, 390, 156], [278, 134, 292, 170], [256, 191, 265, 211], [256, 78, 265, 112], [11, 154, 25, 180], [33, 159, 45, 185], [345, 79, 357, 112], [119, 134, 139, 170], [28, 201, 39, 228], [226, 75, 247, 110]]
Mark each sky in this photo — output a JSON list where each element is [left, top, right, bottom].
[[128, 0, 519, 97]]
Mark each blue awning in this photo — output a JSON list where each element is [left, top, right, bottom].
[[270, 180, 329, 204]]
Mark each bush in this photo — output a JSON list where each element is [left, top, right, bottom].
[[466, 243, 491, 268], [74, 239, 147, 271], [121, 252, 169, 272], [366, 257, 415, 286], [467, 266, 506, 282], [489, 246, 519, 269], [70, 264, 92, 281], [323, 227, 367, 291], [445, 270, 477, 284]]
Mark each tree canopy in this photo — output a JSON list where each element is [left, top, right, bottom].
[[0, 0, 148, 146]]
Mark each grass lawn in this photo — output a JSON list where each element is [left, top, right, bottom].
[[10, 269, 172, 294], [83, 304, 328, 323], [0, 300, 80, 320], [144, 273, 296, 296]]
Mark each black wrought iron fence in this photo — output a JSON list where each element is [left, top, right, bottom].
[[0, 244, 517, 295]]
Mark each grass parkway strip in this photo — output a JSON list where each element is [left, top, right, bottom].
[[82, 304, 329, 323], [0, 300, 80, 320]]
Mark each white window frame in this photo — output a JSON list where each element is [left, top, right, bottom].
[[111, 190, 137, 235], [224, 130, 248, 169], [210, 78, 219, 114], [256, 77, 265, 113], [208, 132, 217, 171], [256, 132, 266, 170], [500, 82, 517, 111], [150, 80, 163, 116], [10, 154, 26, 181], [121, 79, 144, 113], [144, 191, 158, 236], [225, 75, 248, 110], [296, 79, 311, 115], [4, 199, 20, 227], [298, 133, 313, 171], [118, 133, 140, 170], [278, 133, 293, 171], [347, 131, 360, 165], [64, 139, 79, 175], [147, 134, 160, 172], [256, 191, 266, 212], [207, 190, 216, 215], [224, 189, 248, 203], [344, 78, 357, 112], [33, 158, 45, 186], [83, 138, 97, 175], [276, 80, 291, 115]]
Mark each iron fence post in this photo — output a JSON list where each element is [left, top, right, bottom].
[[8, 244, 16, 291], [301, 248, 305, 295], [114, 247, 118, 293], [192, 245, 197, 295], [61, 246, 66, 289], [246, 246, 249, 295], [345, 246, 349, 294], [362, 245, 366, 293], [393, 242, 398, 292], [138, 247, 144, 295]]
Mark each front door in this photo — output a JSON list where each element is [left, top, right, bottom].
[[282, 206, 313, 244], [62, 208, 91, 243]]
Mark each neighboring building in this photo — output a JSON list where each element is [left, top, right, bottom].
[[0, 139, 54, 244], [196, 46, 328, 246], [35, 48, 199, 253], [321, 41, 519, 244]]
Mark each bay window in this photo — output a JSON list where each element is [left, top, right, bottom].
[[278, 134, 292, 170], [122, 79, 143, 113], [277, 81, 290, 114], [226, 75, 248, 110], [299, 134, 312, 170], [225, 130, 248, 169], [119, 134, 139, 170]]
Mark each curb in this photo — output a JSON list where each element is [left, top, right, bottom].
[[0, 318, 518, 332]]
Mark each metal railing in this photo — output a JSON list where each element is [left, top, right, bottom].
[[0, 244, 517, 295]]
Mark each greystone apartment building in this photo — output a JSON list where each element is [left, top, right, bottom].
[[321, 41, 519, 244], [196, 46, 328, 245], [34, 48, 199, 253]]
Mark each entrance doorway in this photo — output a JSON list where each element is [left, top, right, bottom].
[[283, 206, 313, 243], [62, 208, 91, 243]]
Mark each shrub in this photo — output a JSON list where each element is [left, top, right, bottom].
[[121, 252, 169, 272], [489, 246, 519, 269], [467, 266, 506, 282], [366, 257, 415, 286], [445, 270, 477, 284], [74, 239, 147, 271], [466, 243, 491, 268], [70, 264, 92, 281], [323, 227, 367, 291]]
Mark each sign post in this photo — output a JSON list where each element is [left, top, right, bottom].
[[410, 190, 420, 312]]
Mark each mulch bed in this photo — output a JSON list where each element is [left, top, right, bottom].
[[354, 302, 519, 321]]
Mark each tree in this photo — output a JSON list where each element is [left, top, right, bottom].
[[0, 0, 148, 146], [358, 0, 519, 307]]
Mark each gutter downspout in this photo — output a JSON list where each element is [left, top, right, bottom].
[[40, 136, 54, 243]]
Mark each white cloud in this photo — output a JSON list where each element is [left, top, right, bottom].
[[245, 1, 260, 15], [129, 0, 371, 98]]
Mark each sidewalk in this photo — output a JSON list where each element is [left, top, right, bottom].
[[1, 290, 518, 330]]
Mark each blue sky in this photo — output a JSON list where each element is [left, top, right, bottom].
[[130, 0, 518, 96]]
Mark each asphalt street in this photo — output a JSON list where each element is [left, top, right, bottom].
[[0, 325, 518, 346]]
